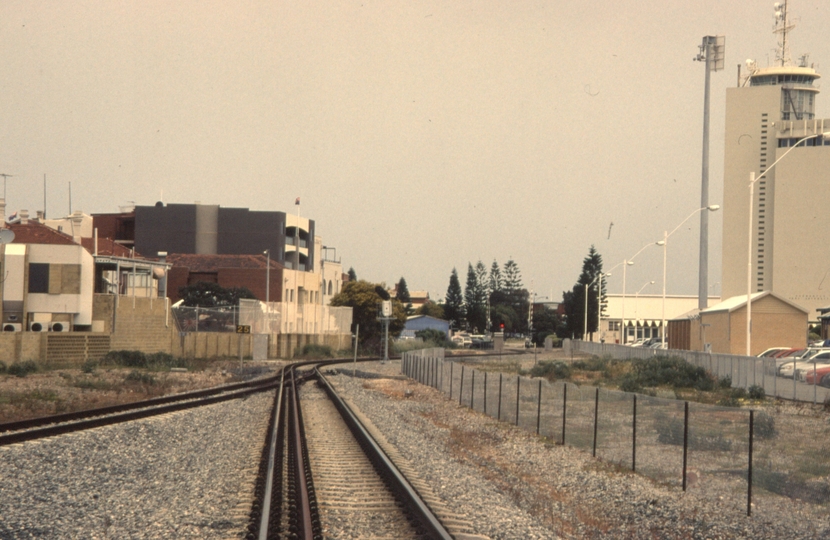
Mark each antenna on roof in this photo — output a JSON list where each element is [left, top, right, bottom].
[[0, 173, 14, 200], [773, 0, 796, 66]]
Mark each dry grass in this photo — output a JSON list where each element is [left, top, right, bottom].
[[0, 359, 249, 424]]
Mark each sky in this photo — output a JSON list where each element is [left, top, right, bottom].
[[2, 1, 829, 303]]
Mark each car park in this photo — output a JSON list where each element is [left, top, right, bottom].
[[757, 347, 790, 357], [794, 351, 830, 381], [777, 349, 830, 378]]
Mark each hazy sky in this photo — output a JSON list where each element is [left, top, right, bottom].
[[2, 1, 829, 302]]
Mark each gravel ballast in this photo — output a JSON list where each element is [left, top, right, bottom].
[[329, 360, 830, 540], [0, 391, 272, 539]]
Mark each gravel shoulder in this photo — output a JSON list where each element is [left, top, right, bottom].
[[330, 359, 830, 540]]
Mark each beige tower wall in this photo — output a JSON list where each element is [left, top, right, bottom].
[[772, 146, 830, 313], [721, 86, 781, 302]]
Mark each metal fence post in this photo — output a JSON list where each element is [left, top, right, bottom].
[[562, 383, 567, 445], [515, 376, 521, 426], [498, 373, 503, 422], [748, 409, 754, 517], [682, 401, 689, 492], [592, 387, 599, 457], [632, 394, 637, 472], [459, 365, 464, 406], [449, 362, 453, 400], [536, 379, 542, 435], [484, 372, 488, 416], [471, 370, 475, 410]]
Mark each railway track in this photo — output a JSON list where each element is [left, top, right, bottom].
[[0, 373, 280, 446], [248, 359, 468, 539]]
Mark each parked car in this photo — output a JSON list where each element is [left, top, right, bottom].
[[757, 347, 790, 357], [778, 349, 830, 378], [794, 351, 830, 381], [628, 339, 648, 347], [803, 362, 830, 386]]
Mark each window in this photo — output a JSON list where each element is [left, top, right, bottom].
[[28, 263, 49, 293]]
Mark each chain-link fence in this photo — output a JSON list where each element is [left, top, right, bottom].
[[401, 349, 830, 515], [172, 300, 351, 336], [572, 340, 830, 405]]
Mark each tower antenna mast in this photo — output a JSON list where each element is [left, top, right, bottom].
[[773, 1, 795, 66]]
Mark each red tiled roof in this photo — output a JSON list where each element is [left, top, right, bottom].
[[166, 253, 284, 273], [7, 222, 77, 245], [80, 237, 139, 258]]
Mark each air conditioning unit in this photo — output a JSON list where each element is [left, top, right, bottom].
[[3, 323, 22, 332], [50, 322, 70, 332], [29, 321, 45, 332]]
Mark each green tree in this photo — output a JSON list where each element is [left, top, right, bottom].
[[498, 259, 528, 334], [416, 301, 444, 319], [347, 267, 357, 282], [330, 280, 406, 347], [565, 246, 605, 340], [179, 281, 256, 307], [464, 263, 487, 332], [488, 260, 502, 294], [395, 277, 413, 314], [444, 269, 465, 330]]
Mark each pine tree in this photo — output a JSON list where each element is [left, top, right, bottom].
[[502, 259, 522, 292], [566, 246, 605, 339], [395, 277, 413, 314], [347, 267, 357, 282], [464, 263, 487, 332], [488, 260, 502, 294], [444, 268, 465, 330]]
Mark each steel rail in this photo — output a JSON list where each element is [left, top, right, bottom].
[[314, 367, 454, 540], [0, 374, 280, 435], [257, 369, 285, 540], [288, 369, 317, 539], [0, 381, 279, 446]]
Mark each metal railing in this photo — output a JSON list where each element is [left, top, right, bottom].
[[402, 349, 830, 516]]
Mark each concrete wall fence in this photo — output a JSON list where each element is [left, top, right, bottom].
[[1, 294, 351, 367]]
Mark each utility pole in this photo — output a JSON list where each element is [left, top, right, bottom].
[[695, 35, 725, 310]]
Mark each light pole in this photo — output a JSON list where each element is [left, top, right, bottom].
[[745, 131, 830, 356], [659, 205, 720, 346], [619, 241, 662, 344], [633, 280, 655, 342], [584, 272, 610, 341]]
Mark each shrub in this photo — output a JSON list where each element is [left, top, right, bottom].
[[125, 371, 156, 385], [619, 375, 641, 394], [627, 356, 715, 391], [414, 329, 451, 347], [8, 360, 38, 378], [0, 360, 6, 373], [717, 395, 741, 407], [656, 416, 733, 451], [572, 356, 609, 372], [81, 359, 97, 374], [748, 385, 766, 400], [529, 361, 571, 380], [298, 344, 334, 358], [105, 350, 147, 368], [718, 375, 732, 389], [754, 412, 777, 439]]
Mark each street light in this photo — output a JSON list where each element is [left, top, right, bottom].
[[745, 131, 830, 356], [618, 241, 662, 344], [659, 205, 721, 346], [633, 280, 655, 341], [584, 272, 610, 340]]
